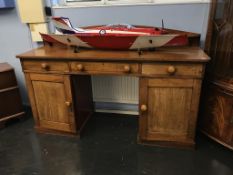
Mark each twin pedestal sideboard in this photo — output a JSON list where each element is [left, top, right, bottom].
[[17, 46, 209, 149]]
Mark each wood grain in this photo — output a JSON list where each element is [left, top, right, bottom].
[[24, 73, 40, 126], [0, 89, 24, 119], [200, 0, 233, 150], [70, 62, 139, 75], [139, 78, 200, 146], [0, 63, 17, 91], [139, 78, 149, 140], [204, 0, 217, 53], [142, 63, 204, 78], [200, 80, 233, 149], [22, 60, 69, 73], [0, 63, 24, 123], [17, 46, 210, 63], [30, 74, 76, 133], [17, 45, 209, 148], [0, 63, 13, 72]]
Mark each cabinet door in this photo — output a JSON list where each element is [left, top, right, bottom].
[[139, 78, 201, 144], [26, 73, 76, 133], [201, 82, 233, 147]]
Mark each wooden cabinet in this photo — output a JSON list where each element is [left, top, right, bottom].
[[0, 63, 24, 127], [139, 78, 201, 148], [201, 81, 233, 149], [25, 73, 77, 134], [17, 46, 209, 148], [200, 0, 233, 150], [24, 72, 93, 136]]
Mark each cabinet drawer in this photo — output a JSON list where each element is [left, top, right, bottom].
[[0, 71, 17, 90], [142, 63, 204, 77], [70, 62, 139, 74], [22, 61, 69, 73], [0, 88, 23, 119]]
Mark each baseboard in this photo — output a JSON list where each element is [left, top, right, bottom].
[[94, 102, 139, 115], [95, 109, 138, 115]]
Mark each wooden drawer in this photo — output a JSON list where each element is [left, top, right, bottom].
[[0, 71, 17, 90], [22, 61, 69, 73], [0, 88, 23, 119], [142, 63, 204, 77], [70, 62, 139, 74]]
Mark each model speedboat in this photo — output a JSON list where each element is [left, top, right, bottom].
[[40, 17, 188, 50]]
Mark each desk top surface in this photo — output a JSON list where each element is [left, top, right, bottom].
[[0, 63, 13, 72], [17, 46, 210, 63]]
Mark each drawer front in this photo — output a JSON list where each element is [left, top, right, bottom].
[[22, 61, 69, 73], [0, 88, 23, 118], [0, 71, 17, 90], [70, 62, 139, 74], [142, 63, 204, 77]]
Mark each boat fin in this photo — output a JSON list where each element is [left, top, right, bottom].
[[52, 17, 83, 34]]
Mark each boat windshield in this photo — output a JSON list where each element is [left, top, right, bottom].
[[74, 27, 85, 32], [106, 23, 135, 29]]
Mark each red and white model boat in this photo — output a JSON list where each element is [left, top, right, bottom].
[[40, 17, 188, 50]]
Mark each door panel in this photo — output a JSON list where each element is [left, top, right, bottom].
[[201, 82, 233, 146], [139, 78, 198, 143], [32, 81, 69, 123], [30, 74, 76, 133], [148, 87, 192, 138]]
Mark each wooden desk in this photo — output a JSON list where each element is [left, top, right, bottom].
[[17, 46, 210, 149]]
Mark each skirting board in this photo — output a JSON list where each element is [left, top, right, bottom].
[[95, 102, 139, 115]]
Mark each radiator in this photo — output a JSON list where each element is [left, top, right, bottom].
[[91, 76, 139, 114]]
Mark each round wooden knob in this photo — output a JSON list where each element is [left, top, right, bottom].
[[123, 65, 131, 73], [41, 63, 49, 70], [167, 66, 176, 75], [141, 104, 147, 112], [65, 101, 71, 107], [77, 64, 84, 71]]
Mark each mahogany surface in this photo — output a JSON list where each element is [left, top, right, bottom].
[[0, 63, 25, 125], [0, 63, 13, 72], [17, 46, 209, 149], [17, 45, 209, 62], [200, 0, 233, 150]]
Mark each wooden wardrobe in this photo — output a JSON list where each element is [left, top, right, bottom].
[[200, 0, 233, 150]]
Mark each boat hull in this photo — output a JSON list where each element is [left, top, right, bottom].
[[40, 33, 188, 50]]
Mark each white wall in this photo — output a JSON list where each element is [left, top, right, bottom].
[[0, 8, 32, 103], [53, 3, 210, 45]]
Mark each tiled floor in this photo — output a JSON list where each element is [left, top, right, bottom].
[[0, 112, 232, 175]]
